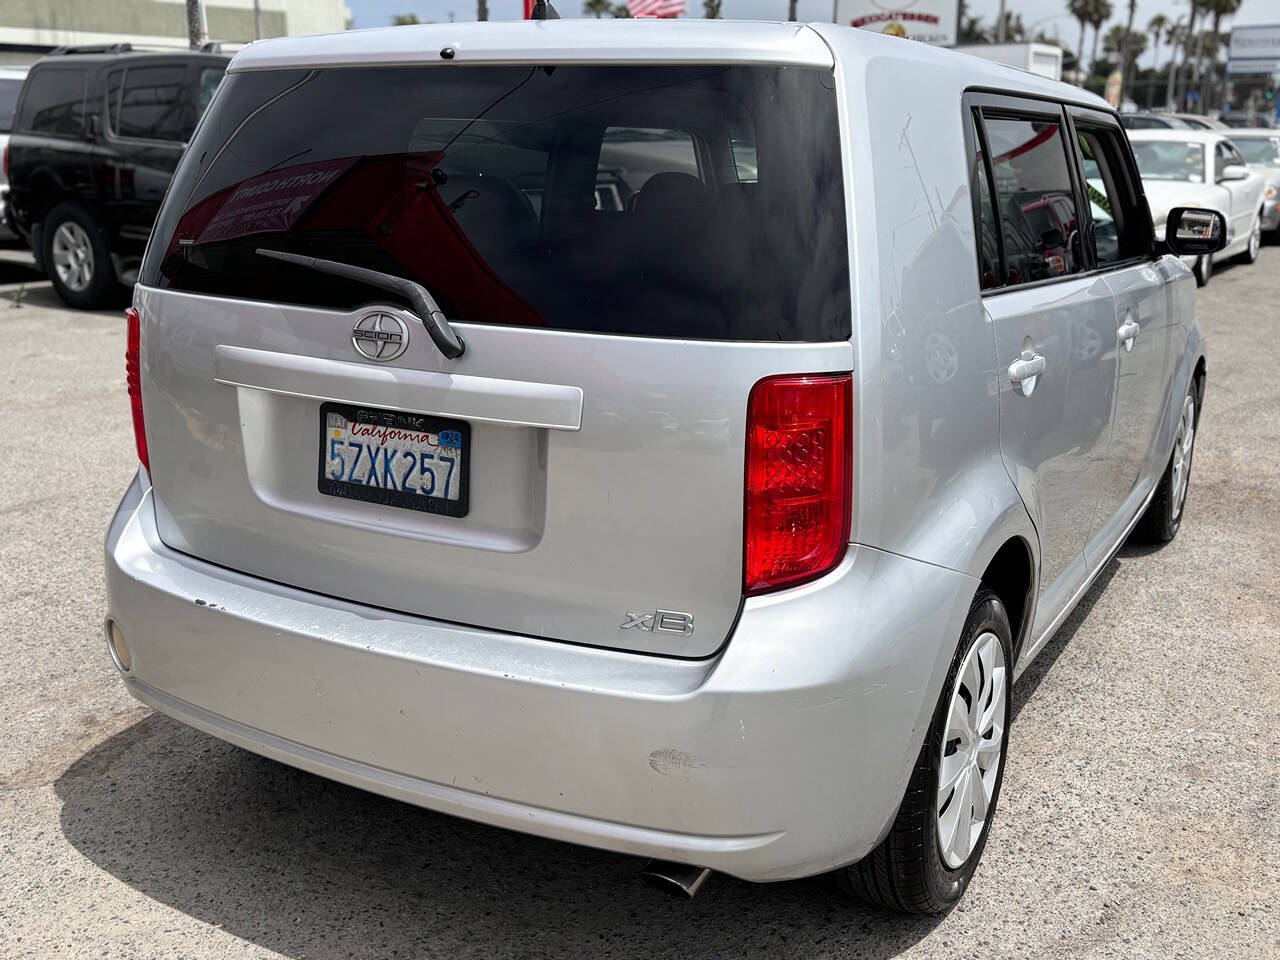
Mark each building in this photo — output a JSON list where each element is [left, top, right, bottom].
[[0, 0, 352, 64]]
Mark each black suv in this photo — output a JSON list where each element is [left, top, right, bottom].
[[6, 45, 228, 308]]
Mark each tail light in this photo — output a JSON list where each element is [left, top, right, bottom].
[[125, 307, 148, 471], [743, 373, 852, 595]]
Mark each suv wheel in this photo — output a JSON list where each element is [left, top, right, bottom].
[[1133, 381, 1200, 544], [43, 203, 116, 309], [1193, 252, 1213, 287], [838, 589, 1012, 914]]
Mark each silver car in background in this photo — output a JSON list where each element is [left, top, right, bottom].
[[1226, 129, 1280, 239], [104, 21, 1222, 914]]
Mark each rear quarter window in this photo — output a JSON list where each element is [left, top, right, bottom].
[[141, 64, 851, 343], [17, 68, 87, 137]]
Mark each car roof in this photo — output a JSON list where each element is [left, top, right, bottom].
[[1223, 128, 1280, 138], [33, 50, 228, 68], [1124, 128, 1221, 142], [228, 19, 1109, 112]]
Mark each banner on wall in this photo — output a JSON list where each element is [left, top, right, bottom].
[[834, 0, 959, 47]]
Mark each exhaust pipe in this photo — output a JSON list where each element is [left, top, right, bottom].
[[640, 860, 712, 899]]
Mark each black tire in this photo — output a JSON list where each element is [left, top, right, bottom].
[[838, 589, 1013, 914], [42, 202, 117, 309], [1132, 379, 1201, 544], [1193, 252, 1212, 287]]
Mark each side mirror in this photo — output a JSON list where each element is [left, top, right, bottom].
[[1163, 207, 1227, 256], [1218, 163, 1249, 182]]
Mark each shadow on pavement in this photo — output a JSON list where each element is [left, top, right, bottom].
[[56, 714, 943, 959]]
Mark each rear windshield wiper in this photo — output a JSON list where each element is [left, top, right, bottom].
[[256, 249, 465, 360]]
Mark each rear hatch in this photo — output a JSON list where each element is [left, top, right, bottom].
[[137, 51, 852, 657]]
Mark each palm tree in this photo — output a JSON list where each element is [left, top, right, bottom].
[[1087, 0, 1114, 80], [1069, 0, 1093, 77], [477, 0, 488, 20], [584, 0, 611, 15], [1202, 0, 1241, 109], [1119, 0, 1138, 99], [703, 0, 721, 16], [1148, 14, 1168, 74]]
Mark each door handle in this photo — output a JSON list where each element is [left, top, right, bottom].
[[1008, 350, 1046, 397], [1118, 318, 1140, 352]]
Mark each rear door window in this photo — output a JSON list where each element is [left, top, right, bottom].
[[980, 113, 1084, 286], [142, 64, 850, 342], [111, 65, 190, 142], [18, 68, 87, 137]]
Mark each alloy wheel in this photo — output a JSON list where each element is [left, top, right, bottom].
[[937, 630, 1007, 869], [51, 221, 95, 293], [1250, 217, 1262, 260], [1170, 393, 1196, 522]]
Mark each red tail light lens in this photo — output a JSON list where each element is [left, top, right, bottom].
[[744, 373, 852, 595], [125, 307, 148, 471]]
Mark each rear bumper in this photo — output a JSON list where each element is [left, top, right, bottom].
[[105, 472, 977, 882], [1262, 198, 1280, 232]]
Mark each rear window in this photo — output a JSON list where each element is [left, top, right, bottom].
[[142, 64, 850, 342], [0, 77, 23, 133], [17, 67, 86, 137]]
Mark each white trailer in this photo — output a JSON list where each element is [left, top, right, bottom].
[[953, 42, 1064, 82]]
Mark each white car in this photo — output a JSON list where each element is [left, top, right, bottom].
[[1127, 128, 1266, 285], [1225, 129, 1280, 239], [0, 65, 29, 239]]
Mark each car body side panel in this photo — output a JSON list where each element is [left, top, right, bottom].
[[816, 28, 1037, 598]]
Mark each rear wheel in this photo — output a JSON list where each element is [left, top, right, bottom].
[[1193, 252, 1213, 287], [1237, 211, 1263, 265], [838, 590, 1012, 914], [43, 202, 116, 309], [1132, 381, 1199, 544]]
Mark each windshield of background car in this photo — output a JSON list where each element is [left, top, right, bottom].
[[141, 64, 851, 343], [1131, 141, 1206, 182], [1232, 137, 1280, 166], [0, 78, 22, 133]]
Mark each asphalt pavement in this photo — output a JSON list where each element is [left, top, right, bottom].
[[0, 250, 1277, 959]]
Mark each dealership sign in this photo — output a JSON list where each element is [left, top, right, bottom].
[[1227, 24, 1280, 76], [835, 0, 959, 47]]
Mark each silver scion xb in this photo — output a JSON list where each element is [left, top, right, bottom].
[[104, 21, 1224, 913]]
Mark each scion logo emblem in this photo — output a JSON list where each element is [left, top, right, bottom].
[[351, 312, 409, 362], [620, 609, 695, 636]]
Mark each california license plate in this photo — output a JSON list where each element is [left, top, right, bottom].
[[318, 403, 470, 517]]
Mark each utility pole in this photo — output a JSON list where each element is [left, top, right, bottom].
[[253, 0, 262, 39], [996, 0, 1007, 43], [185, 0, 206, 49]]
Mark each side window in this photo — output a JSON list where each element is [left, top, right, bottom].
[[17, 68, 86, 137], [1213, 142, 1231, 182], [115, 65, 190, 142], [1076, 124, 1151, 266], [970, 116, 1002, 289], [194, 66, 226, 117], [595, 127, 700, 211], [980, 113, 1084, 286]]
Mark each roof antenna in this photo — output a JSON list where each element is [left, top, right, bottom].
[[530, 0, 559, 18]]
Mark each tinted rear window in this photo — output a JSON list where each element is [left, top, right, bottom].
[[142, 65, 850, 342], [17, 68, 86, 137]]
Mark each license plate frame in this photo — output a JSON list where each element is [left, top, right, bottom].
[[317, 402, 470, 518]]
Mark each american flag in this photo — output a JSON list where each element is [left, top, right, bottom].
[[626, 0, 685, 17]]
